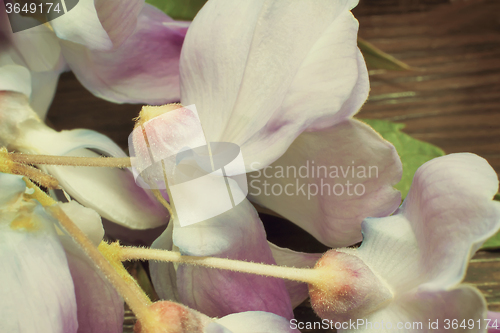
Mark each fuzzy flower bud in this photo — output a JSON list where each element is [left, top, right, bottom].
[[309, 249, 393, 322], [134, 301, 213, 333], [129, 104, 207, 190]]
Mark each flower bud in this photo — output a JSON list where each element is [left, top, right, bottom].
[[129, 104, 207, 189], [134, 301, 212, 333], [309, 249, 393, 322]]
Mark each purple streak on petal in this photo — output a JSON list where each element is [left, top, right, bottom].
[[61, 4, 188, 104], [61, 237, 124, 333], [173, 199, 294, 320]]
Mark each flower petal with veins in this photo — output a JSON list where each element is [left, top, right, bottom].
[[154, 186, 293, 320], [358, 153, 500, 293], [249, 119, 402, 247], [60, 4, 188, 104], [0, 174, 78, 332], [0, 92, 168, 229], [61, 236, 124, 333], [180, 0, 365, 170]]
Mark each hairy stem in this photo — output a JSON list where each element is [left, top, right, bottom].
[[10, 152, 132, 168], [48, 207, 154, 323], [119, 247, 322, 285]]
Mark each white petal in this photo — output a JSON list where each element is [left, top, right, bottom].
[[94, 0, 145, 48], [0, 64, 31, 96], [150, 220, 180, 302], [340, 286, 486, 333], [249, 119, 401, 247], [44, 148, 168, 229], [358, 153, 500, 293], [0, 173, 26, 206], [58, 201, 104, 246], [30, 69, 61, 119], [10, 22, 61, 72], [215, 311, 300, 333], [50, 0, 112, 51], [0, 191, 78, 332], [0, 95, 168, 229], [181, 0, 363, 169]]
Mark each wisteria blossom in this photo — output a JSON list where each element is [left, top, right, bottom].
[[0, 172, 123, 332], [0, 0, 188, 118], [146, 0, 402, 320], [0, 92, 168, 230], [0, 0, 190, 230], [307, 153, 500, 332]]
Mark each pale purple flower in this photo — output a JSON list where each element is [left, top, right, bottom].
[[0, 92, 168, 230], [0, 0, 190, 230], [306, 153, 500, 332], [0, 172, 123, 332], [150, 0, 402, 321], [0, 0, 188, 118]]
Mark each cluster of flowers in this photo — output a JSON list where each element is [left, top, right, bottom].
[[1, 0, 499, 332]]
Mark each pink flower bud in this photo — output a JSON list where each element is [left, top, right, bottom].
[[129, 104, 207, 189], [134, 301, 212, 333], [309, 249, 392, 322]]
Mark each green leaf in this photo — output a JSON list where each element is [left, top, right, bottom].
[[360, 118, 445, 198], [358, 38, 412, 71], [482, 232, 500, 250], [481, 193, 500, 250], [146, 0, 207, 20]]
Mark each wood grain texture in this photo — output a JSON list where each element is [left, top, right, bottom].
[[45, 0, 500, 331]]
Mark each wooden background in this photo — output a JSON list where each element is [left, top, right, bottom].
[[45, 0, 500, 331]]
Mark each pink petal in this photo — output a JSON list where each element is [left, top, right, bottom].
[[60, 4, 188, 104], [172, 198, 293, 320], [249, 119, 402, 247], [488, 312, 500, 333], [180, 0, 365, 170], [61, 237, 124, 333]]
